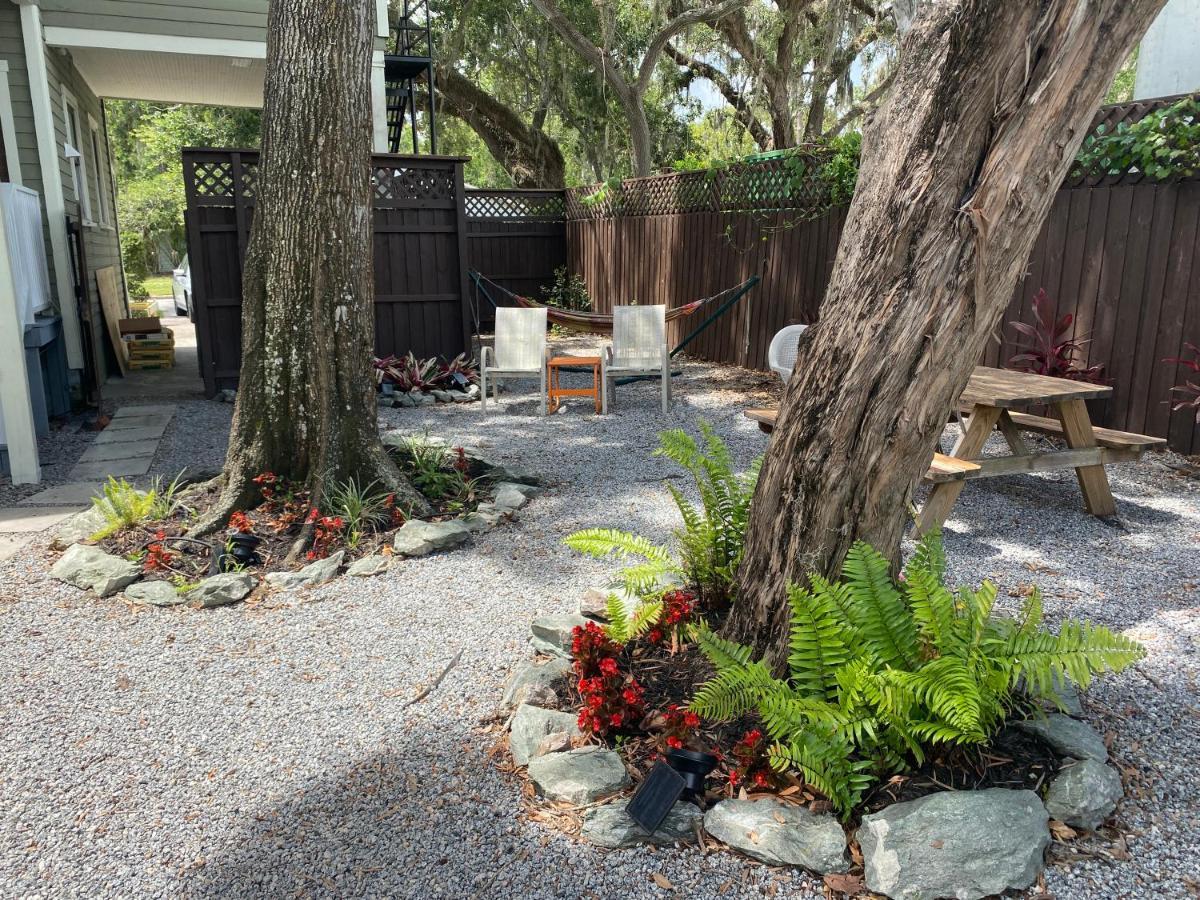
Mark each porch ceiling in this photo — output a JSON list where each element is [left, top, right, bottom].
[[65, 48, 264, 107]]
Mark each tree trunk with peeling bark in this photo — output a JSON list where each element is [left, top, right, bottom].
[[199, 0, 428, 537], [726, 0, 1165, 669]]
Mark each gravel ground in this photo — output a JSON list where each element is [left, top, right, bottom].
[[1, 352, 1197, 899]]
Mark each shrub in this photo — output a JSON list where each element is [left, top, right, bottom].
[[690, 530, 1145, 816], [1075, 95, 1200, 180], [541, 266, 591, 312], [391, 433, 474, 502], [1007, 289, 1106, 383], [1164, 343, 1200, 424], [326, 477, 392, 548]]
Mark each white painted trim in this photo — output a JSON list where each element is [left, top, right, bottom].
[[42, 26, 267, 59], [376, 0, 390, 39], [0, 205, 42, 484], [86, 113, 111, 227], [371, 50, 388, 154], [21, 2, 84, 371], [61, 87, 95, 227], [0, 61, 22, 186]]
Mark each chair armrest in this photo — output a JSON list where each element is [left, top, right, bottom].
[[480, 345, 493, 370], [601, 343, 613, 363]]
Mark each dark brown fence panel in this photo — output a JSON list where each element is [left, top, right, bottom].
[[183, 148, 471, 398], [464, 189, 566, 326]]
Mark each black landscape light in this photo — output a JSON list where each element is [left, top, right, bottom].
[[450, 372, 471, 390], [627, 760, 688, 835], [666, 748, 719, 800], [215, 533, 261, 572]]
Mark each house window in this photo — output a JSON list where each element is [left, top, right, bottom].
[[87, 115, 111, 227], [61, 90, 94, 225]]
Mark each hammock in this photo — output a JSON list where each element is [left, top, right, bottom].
[[469, 271, 759, 347]]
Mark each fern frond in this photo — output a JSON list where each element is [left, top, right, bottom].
[[564, 528, 672, 564], [995, 620, 1146, 695], [841, 542, 921, 669], [787, 582, 854, 701]]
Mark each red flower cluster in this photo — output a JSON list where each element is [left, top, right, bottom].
[[144, 531, 175, 573], [660, 704, 702, 750], [252, 471, 279, 502], [382, 492, 406, 526], [452, 447, 470, 475], [228, 510, 254, 534], [571, 622, 645, 737], [305, 509, 345, 560], [662, 589, 696, 627], [727, 728, 777, 790]]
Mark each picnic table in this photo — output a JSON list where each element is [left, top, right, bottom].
[[745, 366, 1166, 533]]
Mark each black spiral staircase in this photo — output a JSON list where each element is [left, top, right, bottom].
[[385, 0, 437, 154]]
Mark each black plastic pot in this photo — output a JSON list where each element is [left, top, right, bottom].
[[666, 748, 719, 800]]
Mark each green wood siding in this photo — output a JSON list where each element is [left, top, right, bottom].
[[40, 0, 270, 44]]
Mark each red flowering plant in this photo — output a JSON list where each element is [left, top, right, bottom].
[[382, 492, 407, 527], [227, 510, 254, 534], [570, 622, 646, 738], [143, 531, 176, 574], [726, 728, 779, 792], [1164, 343, 1200, 424], [1007, 289, 1106, 384], [305, 509, 346, 560], [657, 704, 702, 751], [253, 473, 307, 531]]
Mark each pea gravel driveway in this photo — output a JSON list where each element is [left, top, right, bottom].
[[1, 356, 1197, 899]]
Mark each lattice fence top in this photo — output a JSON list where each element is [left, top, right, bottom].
[[465, 189, 566, 221], [1067, 92, 1200, 186], [182, 150, 462, 209], [564, 152, 835, 221]]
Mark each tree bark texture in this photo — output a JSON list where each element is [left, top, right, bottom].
[[726, 0, 1166, 669], [207, 0, 427, 530]]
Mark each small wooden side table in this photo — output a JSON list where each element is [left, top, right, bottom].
[[547, 355, 602, 413]]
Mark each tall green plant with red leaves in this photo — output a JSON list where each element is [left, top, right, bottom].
[[1163, 343, 1200, 423], [1007, 289, 1106, 383]]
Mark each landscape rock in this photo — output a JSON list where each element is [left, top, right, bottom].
[[501, 657, 573, 711], [579, 587, 610, 621], [50, 544, 140, 597], [391, 520, 471, 557], [265, 551, 345, 590], [346, 554, 389, 577], [1044, 758, 1123, 830], [858, 789, 1050, 900], [492, 484, 530, 512], [529, 613, 590, 658], [125, 580, 186, 607], [533, 730, 572, 757], [377, 395, 395, 408], [430, 389, 454, 403], [394, 392, 415, 408], [412, 391, 435, 407], [580, 799, 704, 849], [1017, 714, 1108, 762], [703, 798, 848, 873], [49, 507, 109, 550], [186, 572, 256, 608], [217, 388, 237, 403], [509, 704, 581, 766], [527, 747, 631, 804], [450, 390, 475, 403]]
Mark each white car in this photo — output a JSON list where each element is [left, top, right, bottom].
[[171, 255, 192, 317]]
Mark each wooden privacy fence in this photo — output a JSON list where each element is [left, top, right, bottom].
[[183, 149, 471, 397], [463, 189, 566, 326]]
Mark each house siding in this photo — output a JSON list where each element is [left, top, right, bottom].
[[1, 6, 123, 383], [38, 0, 270, 44]]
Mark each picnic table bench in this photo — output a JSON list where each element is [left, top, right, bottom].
[[746, 366, 1166, 533]]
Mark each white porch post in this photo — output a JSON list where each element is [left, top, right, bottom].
[[371, 50, 389, 154], [0, 207, 41, 484], [18, 0, 85, 371], [0, 62, 23, 186]]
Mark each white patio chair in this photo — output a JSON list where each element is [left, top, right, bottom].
[[480, 307, 548, 415], [768, 323, 808, 382], [600, 305, 670, 414]]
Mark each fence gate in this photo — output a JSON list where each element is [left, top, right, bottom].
[[183, 148, 471, 398]]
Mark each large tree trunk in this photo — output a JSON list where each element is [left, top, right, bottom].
[[726, 0, 1165, 669], [200, 0, 427, 536]]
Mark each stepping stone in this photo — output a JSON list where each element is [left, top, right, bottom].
[[106, 414, 172, 431], [0, 507, 85, 533], [79, 441, 159, 463], [112, 404, 176, 419], [94, 426, 165, 445], [70, 459, 153, 479], [18, 482, 103, 507]]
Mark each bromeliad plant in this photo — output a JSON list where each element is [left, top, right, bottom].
[[690, 530, 1145, 816], [1007, 289, 1106, 383], [565, 423, 761, 641], [374, 351, 480, 391], [1164, 343, 1200, 424]]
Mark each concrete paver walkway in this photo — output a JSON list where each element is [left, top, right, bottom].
[[69, 404, 176, 480]]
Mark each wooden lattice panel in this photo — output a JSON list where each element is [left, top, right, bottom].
[[1067, 92, 1199, 185], [465, 190, 565, 220], [372, 163, 456, 207], [190, 160, 236, 201]]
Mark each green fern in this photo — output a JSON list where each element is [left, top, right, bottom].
[[89, 472, 188, 540], [691, 529, 1146, 816]]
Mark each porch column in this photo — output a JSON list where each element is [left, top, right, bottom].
[[0, 204, 41, 484], [371, 50, 389, 153], [18, 0, 85, 371], [0, 61, 23, 185]]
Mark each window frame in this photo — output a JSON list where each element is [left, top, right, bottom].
[[86, 113, 112, 228], [60, 88, 94, 226]]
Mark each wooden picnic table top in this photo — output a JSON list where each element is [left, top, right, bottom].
[[959, 366, 1111, 408]]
